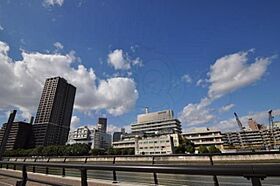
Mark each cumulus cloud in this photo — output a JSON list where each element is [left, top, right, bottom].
[[0, 25, 4, 31], [179, 98, 215, 126], [43, 0, 64, 7], [196, 79, 208, 87], [53, 42, 64, 50], [219, 104, 235, 113], [179, 49, 273, 127], [0, 40, 138, 120], [70, 116, 80, 131], [208, 50, 271, 99], [107, 49, 143, 70], [181, 74, 192, 83], [214, 109, 280, 132]]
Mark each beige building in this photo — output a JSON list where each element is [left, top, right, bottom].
[[135, 134, 176, 155], [113, 109, 181, 154], [131, 110, 182, 134], [182, 128, 223, 149]]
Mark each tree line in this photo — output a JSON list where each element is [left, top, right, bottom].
[[4, 144, 136, 157]]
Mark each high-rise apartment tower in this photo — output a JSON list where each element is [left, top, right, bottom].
[[33, 77, 76, 147]]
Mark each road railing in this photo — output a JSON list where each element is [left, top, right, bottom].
[[0, 161, 279, 186]]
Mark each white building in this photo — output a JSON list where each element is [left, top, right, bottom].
[[112, 109, 181, 155], [182, 128, 223, 149], [135, 134, 177, 155], [131, 110, 182, 134], [67, 126, 91, 145], [67, 118, 112, 149]]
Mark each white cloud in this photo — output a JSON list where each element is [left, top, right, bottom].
[[0, 25, 4, 31], [208, 50, 271, 99], [179, 50, 273, 127], [219, 104, 235, 113], [107, 49, 142, 70], [214, 109, 280, 132], [196, 79, 208, 87], [179, 98, 215, 126], [181, 74, 192, 83], [70, 116, 80, 131], [0, 40, 139, 120], [43, 0, 64, 7], [53, 42, 64, 50]]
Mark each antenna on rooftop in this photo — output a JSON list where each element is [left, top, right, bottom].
[[144, 107, 149, 114]]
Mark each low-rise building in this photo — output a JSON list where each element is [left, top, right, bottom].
[[182, 128, 223, 149], [135, 134, 176, 155]]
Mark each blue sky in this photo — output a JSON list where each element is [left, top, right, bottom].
[[0, 0, 279, 132]]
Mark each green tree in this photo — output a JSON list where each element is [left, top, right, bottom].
[[185, 145, 195, 154], [198, 145, 209, 154], [208, 145, 221, 154], [175, 135, 195, 154]]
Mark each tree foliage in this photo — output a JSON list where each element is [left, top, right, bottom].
[[4, 144, 91, 157], [198, 145, 209, 154], [198, 145, 222, 154], [174, 135, 195, 154]]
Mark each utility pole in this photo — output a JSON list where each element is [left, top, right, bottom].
[[0, 110, 17, 160]]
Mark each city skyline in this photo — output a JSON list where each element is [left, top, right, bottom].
[[0, 1, 280, 133]]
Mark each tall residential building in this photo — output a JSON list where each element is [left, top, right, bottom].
[[97, 117, 107, 133], [33, 77, 76, 147], [0, 122, 34, 151]]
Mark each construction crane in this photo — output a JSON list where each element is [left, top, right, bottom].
[[268, 110, 276, 149], [234, 112, 245, 131], [268, 110, 274, 129]]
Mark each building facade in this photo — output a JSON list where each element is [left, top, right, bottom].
[[33, 77, 76, 147], [222, 128, 280, 150], [113, 109, 181, 154], [135, 134, 175, 155], [67, 118, 111, 150], [182, 128, 223, 149], [113, 128, 125, 142], [0, 122, 34, 151], [131, 110, 182, 135]]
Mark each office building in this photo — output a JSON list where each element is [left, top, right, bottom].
[[131, 110, 182, 134], [135, 134, 175, 155], [67, 126, 91, 145], [0, 122, 34, 151], [113, 109, 181, 154], [113, 128, 125, 142], [182, 128, 223, 149], [67, 118, 111, 150], [33, 77, 76, 147], [97, 118, 107, 133]]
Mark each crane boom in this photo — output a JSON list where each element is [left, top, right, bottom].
[[234, 112, 245, 131]]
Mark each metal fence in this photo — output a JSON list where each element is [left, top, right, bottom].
[[0, 160, 280, 186]]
